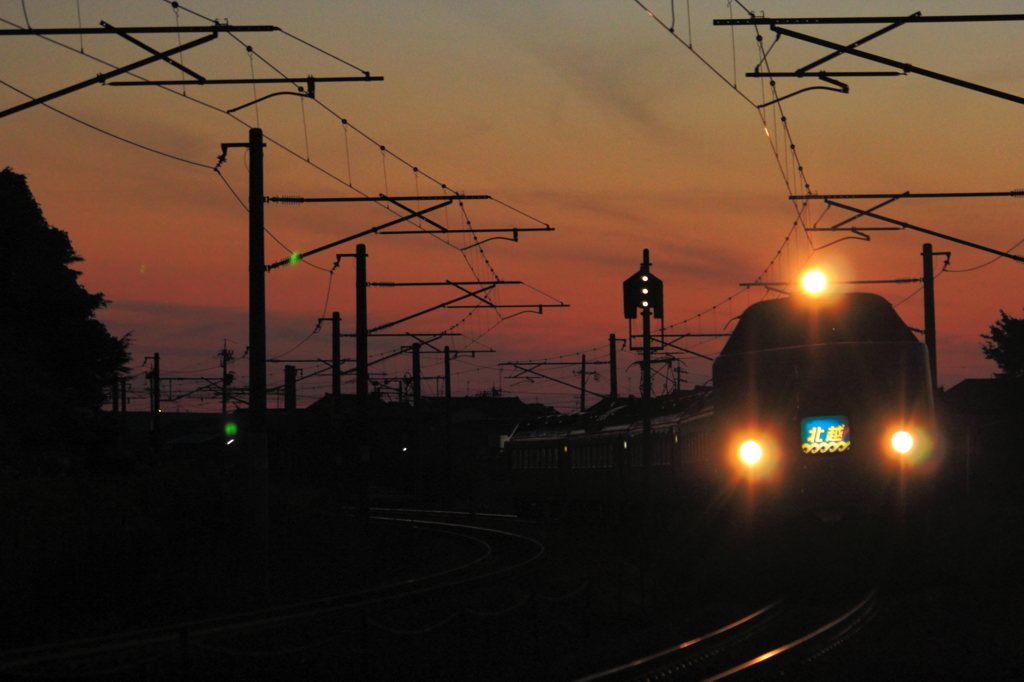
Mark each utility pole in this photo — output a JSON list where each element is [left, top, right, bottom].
[[921, 243, 948, 392], [922, 243, 937, 392], [444, 345, 453, 496], [120, 377, 128, 413], [577, 355, 601, 412], [235, 126, 270, 600], [444, 346, 452, 401], [284, 365, 297, 411], [355, 244, 369, 522], [609, 334, 618, 399], [332, 311, 341, 396], [251, 128, 269, 597], [412, 343, 422, 410], [581, 355, 587, 412], [147, 353, 161, 456], [218, 340, 234, 416]]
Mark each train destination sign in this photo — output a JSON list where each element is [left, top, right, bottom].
[[801, 416, 850, 454]]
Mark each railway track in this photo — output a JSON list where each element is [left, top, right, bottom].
[[0, 517, 545, 680], [575, 590, 877, 682]]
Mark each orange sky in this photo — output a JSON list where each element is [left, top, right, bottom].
[[4, 1, 1024, 411]]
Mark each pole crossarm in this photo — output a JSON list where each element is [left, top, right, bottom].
[[380, 227, 553, 236], [740, 278, 923, 286], [369, 285, 498, 333], [267, 358, 341, 364], [766, 24, 1024, 107], [824, 198, 1024, 262], [0, 25, 278, 36], [387, 198, 452, 233], [630, 333, 730, 339], [793, 190, 1024, 200], [444, 303, 569, 310], [102, 21, 207, 82], [0, 31, 217, 119], [500, 361, 611, 366], [267, 194, 490, 203], [748, 71, 903, 78], [761, 14, 916, 81], [368, 281, 521, 287], [267, 201, 452, 270], [806, 227, 899, 232], [718, 12, 1024, 107], [110, 76, 382, 86], [643, 338, 715, 361], [714, 14, 1024, 26], [338, 333, 462, 337], [499, 363, 607, 399]]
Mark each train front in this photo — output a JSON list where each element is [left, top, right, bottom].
[[711, 292, 935, 521]]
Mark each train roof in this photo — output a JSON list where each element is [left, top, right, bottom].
[[720, 292, 918, 355], [510, 388, 711, 440]]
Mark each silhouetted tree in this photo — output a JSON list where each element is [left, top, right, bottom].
[[0, 167, 130, 462], [981, 309, 1024, 379]]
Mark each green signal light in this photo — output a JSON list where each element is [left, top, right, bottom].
[[225, 422, 238, 436], [289, 252, 301, 265]]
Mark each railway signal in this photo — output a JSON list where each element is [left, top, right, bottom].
[[623, 249, 662, 504], [623, 256, 664, 319]]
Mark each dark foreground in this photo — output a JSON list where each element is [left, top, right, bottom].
[[2, 437, 1023, 679]]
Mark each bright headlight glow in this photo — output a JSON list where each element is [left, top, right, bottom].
[[802, 271, 827, 294], [739, 440, 763, 465], [891, 431, 914, 454]]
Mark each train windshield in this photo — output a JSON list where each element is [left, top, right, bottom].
[[721, 293, 917, 354]]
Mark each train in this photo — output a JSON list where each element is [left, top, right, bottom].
[[506, 291, 936, 523]]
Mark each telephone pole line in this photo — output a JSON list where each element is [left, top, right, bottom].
[[609, 334, 618, 398], [146, 352, 160, 456], [218, 340, 234, 416], [922, 243, 950, 392], [248, 128, 269, 597]]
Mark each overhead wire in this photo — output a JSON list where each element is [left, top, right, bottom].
[[156, 0, 553, 353], [946, 234, 1024, 272], [634, 0, 818, 364], [0, 74, 215, 169], [8, 3, 551, 404]]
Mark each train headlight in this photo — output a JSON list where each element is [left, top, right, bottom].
[[801, 270, 827, 295], [739, 440, 763, 465], [891, 430, 914, 455]]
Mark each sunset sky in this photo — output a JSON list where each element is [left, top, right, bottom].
[[4, 0, 1024, 412]]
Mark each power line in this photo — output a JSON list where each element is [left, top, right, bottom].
[[0, 76, 214, 169]]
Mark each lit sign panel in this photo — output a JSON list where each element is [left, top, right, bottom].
[[801, 416, 850, 454]]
